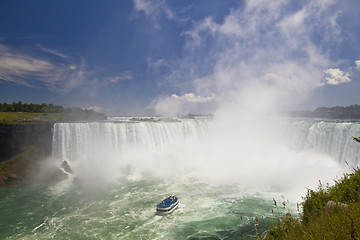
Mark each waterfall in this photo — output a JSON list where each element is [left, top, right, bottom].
[[284, 119, 360, 167], [51, 118, 360, 181], [52, 119, 209, 162], [52, 118, 360, 166], [51, 118, 210, 178]]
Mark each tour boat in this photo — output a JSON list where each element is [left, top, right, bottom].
[[156, 195, 179, 215]]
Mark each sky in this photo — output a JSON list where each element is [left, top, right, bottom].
[[0, 0, 360, 116]]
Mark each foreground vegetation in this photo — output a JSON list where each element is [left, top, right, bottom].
[[261, 168, 360, 239], [0, 101, 106, 123]]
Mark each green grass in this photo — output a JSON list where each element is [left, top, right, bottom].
[[0, 112, 62, 124], [261, 168, 360, 240], [263, 204, 360, 239]]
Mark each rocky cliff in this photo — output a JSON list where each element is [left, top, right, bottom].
[[0, 123, 55, 186], [0, 123, 53, 162]]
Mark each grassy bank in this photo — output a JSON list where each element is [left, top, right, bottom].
[[0, 112, 61, 124], [261, 168, 360, 239], [0, 110, 107, 124]]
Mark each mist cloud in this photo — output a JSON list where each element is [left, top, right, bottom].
[[84, 105, 102, 112]]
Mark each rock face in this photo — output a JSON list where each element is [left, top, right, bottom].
[[0, 123, 53, 162], [61, 160, 73, 173], [0, 123, 54, 186]]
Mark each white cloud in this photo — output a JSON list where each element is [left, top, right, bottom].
[[0, 43, 89, 92], [321, 68, 351, 86], [182, 17, 219, 47], [0, 44, 62, 86], [167, 0, 348, 113], [356, 60, 360, 70], [107, 73, 133, 84], [0, 43, 135, 98], [170, 93, 216, 103], [149, 93, 216, 116], [37, 44, 68, 58], [133, 0, 175, 29], [184, 0, 342, 50], [146, 57, 170, 73], [277, 9, 308, 47], [183, 1, 289, 48]]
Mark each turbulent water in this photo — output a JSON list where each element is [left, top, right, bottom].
[[1, 117, 360, 239]]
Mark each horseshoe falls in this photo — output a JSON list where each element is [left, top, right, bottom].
[[1, 117, 360, 239]]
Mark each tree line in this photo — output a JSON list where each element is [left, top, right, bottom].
[[0, 101, 107, 121], [0, 101, 64, 113], [290, 104, 360, 119]]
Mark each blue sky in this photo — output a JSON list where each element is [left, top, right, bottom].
[[0, 0, 359, 116]]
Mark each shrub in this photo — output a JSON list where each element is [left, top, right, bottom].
[[262, 168, 360, 239]]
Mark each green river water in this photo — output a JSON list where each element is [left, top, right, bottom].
[[0, 175, 285, 240]]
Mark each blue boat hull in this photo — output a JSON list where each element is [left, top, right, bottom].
[[156, 195, 178, 215]]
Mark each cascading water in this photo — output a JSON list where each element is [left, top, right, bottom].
[[1, 117, 360, 239], [52, 118, 360, 177], [284, 119, 360, 168], [52, 119, 209, 162], [51, 118, 210, 180]]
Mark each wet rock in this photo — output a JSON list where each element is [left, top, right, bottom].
[[8, 173, 18, 181], [61, 160, 73, 173]]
